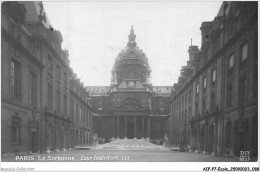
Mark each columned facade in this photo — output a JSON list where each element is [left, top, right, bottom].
[[89, 27, 172, 143]]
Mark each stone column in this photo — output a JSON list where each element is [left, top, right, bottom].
[[124, 116, 127, 139], [112, 116, 115, 139], [117, 116, 119, 139], [146, 117, 150, 141], [196, 127, 199, 152], [134, 116, 137, 139], [212, 123, 217, 155], [142, 116, 144, 139], [204, 125, 207, 153]]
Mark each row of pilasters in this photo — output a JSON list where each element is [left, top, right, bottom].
[[190, 123, 217, 154], [111, 116, 150, 139]]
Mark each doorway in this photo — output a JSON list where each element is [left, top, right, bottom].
[[127, 120, 134, 139]]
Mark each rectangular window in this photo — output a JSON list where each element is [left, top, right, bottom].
[[202, 97, 206, 114], [195, 102, 199, 115], [47, 56, 53, 74], [229, 55, 234, 69], [203, 77, 207, 89], [210, 93, 216, 112], [63, 72, 67, 88], [56, 90, 61, 113], [86, 111, 89, 126], [80, 107, 82, 123], [70, 100, 74, 120], [212, 69, 216, 83], [56, 65, 61, 81], [196, 83, 199, 94], [76, 104, 79, 121], [241, 43, 248, 63], [10, 59, 21, 101], [63, 95, 67, 115], [189, 89, 192, 104], [47, 84, 53, 111], [239, 78, 247, 104], [226, 81, 233, 108], [30, 72, 37, 107], [12, 117, 21, 144]]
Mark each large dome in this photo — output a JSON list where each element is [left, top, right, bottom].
[[114, 26, 150, 68], [115, 46, 148, 63]]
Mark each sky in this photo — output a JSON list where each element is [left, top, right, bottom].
[[43, 1, 222, 86]]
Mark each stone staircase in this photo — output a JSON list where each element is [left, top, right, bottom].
[[99, 139, 166, 150]]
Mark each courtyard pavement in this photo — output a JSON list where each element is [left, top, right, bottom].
[[2, 139, 239, 162]]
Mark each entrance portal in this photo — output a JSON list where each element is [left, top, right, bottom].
[[127, 120, 134, 139]]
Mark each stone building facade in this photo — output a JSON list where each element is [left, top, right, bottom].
[[1, 2, 42, 155], [1, 2, 93, 156], [69, 76, 92, 149], [86, 27, 172, 144], [169, 1, 258, 158]]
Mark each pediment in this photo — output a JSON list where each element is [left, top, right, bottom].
[[113, 101, 148, 112]]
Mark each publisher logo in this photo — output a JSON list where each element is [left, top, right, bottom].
[[239, 151, 250, 161]]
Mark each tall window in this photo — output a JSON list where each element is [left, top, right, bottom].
[[63, 95, 67, 115], [79, 107, 82, 122], [195, 102, 198, 115], [196, 83, 199, 94], [226, 81, 233, 107], [241, 43, 248, 63], [56, 90, 61, 113], [189, 89, 192, 104], [47, 84, 53, 111], [70, 100, 74, 120], [86, 111, 89, 126], [10, 59, 21, 101], [63, 72, 67, 88], [56, 65, 61, 81], [239, 78, 247, 104], [226, 55, 234, 108], [76, 104, 79, 121], [210, 93, 216, 112], [202, 96, 206, 114], [47, 56, 53, 74], [12, 116, 21, 144], [211, 69, 216, 83], [30, 72, 37, 107], [228, 55, 234, 70], [203, 76, 207, 90]]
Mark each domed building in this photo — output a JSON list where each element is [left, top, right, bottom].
[[86, 27, 172, 142]]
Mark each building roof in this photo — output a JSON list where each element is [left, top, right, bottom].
[[85, 86, 110, 96], [18, 1, 52, 28], [114, 26, 149, 65], [152, 86, 173, 96]]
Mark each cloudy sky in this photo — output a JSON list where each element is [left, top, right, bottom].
[[43, 1, 222, 86]]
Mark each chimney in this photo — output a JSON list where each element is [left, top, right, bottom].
[[200, 21, 213, 48], [188, 45, 199, 61]]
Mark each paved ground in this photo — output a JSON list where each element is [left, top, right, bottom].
[[98, 139, 165, 150], [2, 149, 239, 162], [2, 140, 239, 162]]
